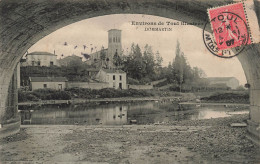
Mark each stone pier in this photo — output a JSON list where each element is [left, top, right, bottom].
[[0, 65, 20, 138], [238, 44, 260, 145]]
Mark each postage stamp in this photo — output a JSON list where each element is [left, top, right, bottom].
[[202, 21, 245, 58], [208, 2, 251, 51]]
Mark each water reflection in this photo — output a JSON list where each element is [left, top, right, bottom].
[[191, 109, 230, 120], [20, 104, 128, 125], [19, 101, 249, 125]]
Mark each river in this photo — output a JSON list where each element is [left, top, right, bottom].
[[19, 101, 249, 125]]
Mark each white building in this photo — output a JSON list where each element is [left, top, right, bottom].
[[207, 77, 239, 89], [29, 77, 68, 91], [21, 52, 58, 67], [96, 69, 127, 89]]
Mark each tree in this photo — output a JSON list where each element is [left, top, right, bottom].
[[113, 50, 122, 69], [171, 40, 193, 92], [122, 43, 146, 80], [143, 44, 155, 78], [132, 44, 146, 79], [172, 40, 183, 85], [155, 51, 163, 68], [100, 46, 106, 68], [198, 68, 207, 78]]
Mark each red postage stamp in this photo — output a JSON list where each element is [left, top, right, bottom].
[[208, 2, 251, 51]]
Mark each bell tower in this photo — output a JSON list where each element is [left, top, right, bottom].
[[108, 29, 122, 68]]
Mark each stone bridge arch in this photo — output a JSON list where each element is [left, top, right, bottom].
[[0, 0, 259, 143]]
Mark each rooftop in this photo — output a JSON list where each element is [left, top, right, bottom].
[[207, 77, 238, 82], [87, 68, 100, 72], [101, 69, 125, 74], [108, 29, 121, 32], [27, 52, 57, 56], [29, 77, 68, 82], [61, 55, 82, 59]]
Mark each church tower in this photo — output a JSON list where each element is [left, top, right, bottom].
[[107, 29, 122, 69]]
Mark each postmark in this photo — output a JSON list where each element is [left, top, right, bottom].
[[208, 2, 251, 50], [203, 12, 248, 58], [203, 2, 252, 58]]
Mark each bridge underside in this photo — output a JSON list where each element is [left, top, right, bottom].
[[0, 0, 259, 143]]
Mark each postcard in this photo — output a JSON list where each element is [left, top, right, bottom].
[[0, 0, 259, 163]]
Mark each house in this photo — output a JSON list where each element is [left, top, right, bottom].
[[21, 52, 58, 67], [86, 68, 100, 78], [207, 77, 239, 89], [58, 55, 83, 67], [29, 77, 68, 91], [86, 48, 109, 68], [95, 69, 127, 89]]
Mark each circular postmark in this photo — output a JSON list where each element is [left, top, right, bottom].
[[203, 11, 250, 58]]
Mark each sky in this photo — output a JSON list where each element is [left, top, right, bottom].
[[28, 14, 247, 85]]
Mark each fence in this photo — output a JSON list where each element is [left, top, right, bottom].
[[128, 84, 153, 90]]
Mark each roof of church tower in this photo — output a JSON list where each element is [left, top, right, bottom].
[[108, 29, 121, 32]]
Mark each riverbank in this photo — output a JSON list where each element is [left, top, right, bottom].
[[1, 114, 259, 163], [200, 91, 249, 104], [18, 96, 181, 106], [179, 102, 249, 107], [18, 89, 250, 106]]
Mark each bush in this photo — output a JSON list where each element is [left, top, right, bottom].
[[201, 92, 249, 103], [127, 77, 140, 85], [65, 88, 94, 99], [65, 87, 155, 99], [48, 91, 71, 100], [236, 85, 246, 91], [98, 88, 118, 98], [19, 87, 156, 102], [18, 90, 40, 102], [139, 77, 152, 85], [154, 80, 169, 87], [18, 89, 71, 102]]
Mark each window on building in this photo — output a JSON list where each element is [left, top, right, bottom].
[[32, 61, 35, 66], [113, 82, 116, 88], [113, 37, 115, 42], [113, 75, 115, 80], [120, 75, 122, 81], [43, 84, 47, 88], [37, 61, 41, 66], [109, 38, 112, 43], [50, 61, 54, 66], [58, 84, 62, 90]]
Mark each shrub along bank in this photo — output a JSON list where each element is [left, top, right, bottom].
[[18, 88, 155, 102], [201, 91, 249, 104], [18, 89, 71, 102], [64, 88, 155, 99]]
